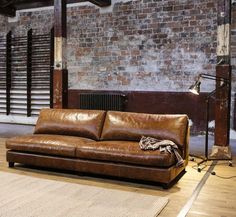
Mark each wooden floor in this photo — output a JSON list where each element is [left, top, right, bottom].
[[0, 135, 236, 216]]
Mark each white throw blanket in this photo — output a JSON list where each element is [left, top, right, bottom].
[[139, 136, 184, 167]]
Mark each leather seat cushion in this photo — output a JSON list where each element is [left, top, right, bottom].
[[6, 134, 95, 157], [76, 141, 177, 167]]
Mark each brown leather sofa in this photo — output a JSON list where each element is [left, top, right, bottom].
[[6, 109, 189, 188]]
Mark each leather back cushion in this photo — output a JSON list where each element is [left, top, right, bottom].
[[34, 109, 106, 140], [101, 111, 188, 149]]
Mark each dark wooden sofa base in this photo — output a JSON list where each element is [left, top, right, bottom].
[[7, 150, 186, 188]]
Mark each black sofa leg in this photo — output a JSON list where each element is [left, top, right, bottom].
[[162, 169, 187, 189], [162, 183, 170, 189], [8, 162, 15, 168]]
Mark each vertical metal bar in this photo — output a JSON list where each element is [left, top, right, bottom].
[[6, 31, 12, 115], [27, 29, 32, 117], [205, 98, 209, 159], [102, 94, 104, 110], [50, 27, 54, 108]]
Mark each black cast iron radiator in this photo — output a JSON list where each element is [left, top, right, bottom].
[[79, 93, 127, 111]]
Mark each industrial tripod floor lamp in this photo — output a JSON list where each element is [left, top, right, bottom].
[[189, 73, 231, 172]]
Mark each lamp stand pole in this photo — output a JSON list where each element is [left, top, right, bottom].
[[205, 98, 209, 160], [196, 92, 213, 171]]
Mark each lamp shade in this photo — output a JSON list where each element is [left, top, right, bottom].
[[189, 80, 201, 95]]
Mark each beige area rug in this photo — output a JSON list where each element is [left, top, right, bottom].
[[0, 171, 168, 217]]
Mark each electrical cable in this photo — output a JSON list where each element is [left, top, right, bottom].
[[214, 174, 236, 179], [191, 162, 236, 179]]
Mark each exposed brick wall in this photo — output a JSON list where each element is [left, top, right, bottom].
[[0, 0, 218, 92], [67, 0, 217, 91], [8, 10, 53, 35]]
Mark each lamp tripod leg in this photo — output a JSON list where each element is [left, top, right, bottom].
[[197, 158, 208, 172]]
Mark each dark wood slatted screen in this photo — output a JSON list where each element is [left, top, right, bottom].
[[0, 28, 54, 117]]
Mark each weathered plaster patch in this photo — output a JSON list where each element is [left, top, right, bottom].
[[8, 11, 19, 23], [217, 24, 230, 56], [54, 37, 67, 69], [210, 145, 231, 159], [99, 0, 134, 14]]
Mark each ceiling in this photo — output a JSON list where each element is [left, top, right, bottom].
[[0, 0, 111, 17]]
